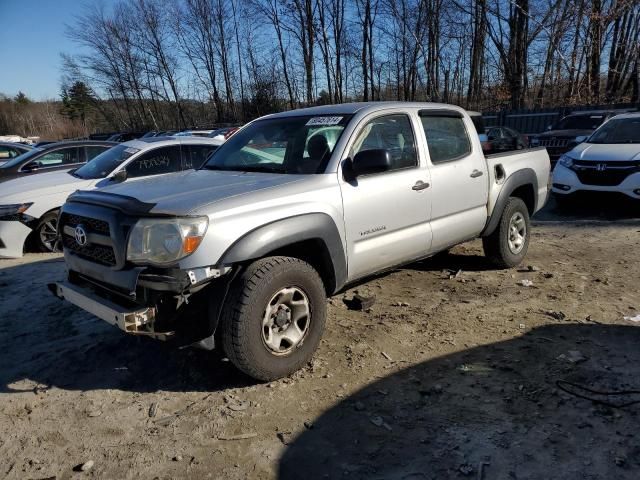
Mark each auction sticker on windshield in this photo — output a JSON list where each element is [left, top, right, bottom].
[[306, 116, 343, 126]]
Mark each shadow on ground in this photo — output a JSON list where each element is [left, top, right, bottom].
[[279, 324, 640, 480], [535, 192, 640, 222], [0, 257, 251, 394]]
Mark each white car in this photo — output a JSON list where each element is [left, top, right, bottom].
[[0, 137, 222, 257], [552, 112, 640, 201]]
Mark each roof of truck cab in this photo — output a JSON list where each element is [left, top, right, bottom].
[[264, 102, 466, 118]]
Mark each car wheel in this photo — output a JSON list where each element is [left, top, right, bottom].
[[220, 256, 327, 381], [35, 211, 61, 253], [482, 197, 530, 268]]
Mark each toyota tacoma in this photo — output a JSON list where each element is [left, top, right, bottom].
[[51, 102, 550, 381]]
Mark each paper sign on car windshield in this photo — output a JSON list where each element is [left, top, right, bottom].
[[306, 116, 343, 126]]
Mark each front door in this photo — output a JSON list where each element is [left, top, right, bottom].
[[339, 112, 432, 281]]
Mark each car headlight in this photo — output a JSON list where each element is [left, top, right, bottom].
[[558, 155, 574, 168], [0, 203, 33, 219], [127, 216, 209, 265]]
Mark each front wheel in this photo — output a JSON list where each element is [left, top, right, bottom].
[[34, 211, 61, 253], [220, 256, 327, 381], [483, 197, 531, 268]]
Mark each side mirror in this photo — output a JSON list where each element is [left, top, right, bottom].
[[110, 170, 128, 183], [350, 149, 392, 177], [575, 135, 588, 144]]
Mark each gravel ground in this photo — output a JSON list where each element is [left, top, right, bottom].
[[0, 198, 639, 479]]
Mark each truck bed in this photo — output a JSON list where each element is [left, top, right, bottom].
[[485, 147, 551, 216]]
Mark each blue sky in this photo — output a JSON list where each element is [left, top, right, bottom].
[[0, 0, 89, 100]]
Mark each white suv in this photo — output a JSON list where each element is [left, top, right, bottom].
[[552, 112, 640, 201], [0, 137, 222, 257]]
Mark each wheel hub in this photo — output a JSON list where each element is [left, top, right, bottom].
[[262, 286, 311, 355], [507, 212, 527, 254], [274, 307, 290, 328]]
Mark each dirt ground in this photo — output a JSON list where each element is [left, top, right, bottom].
[[1, 197, 639, 480]]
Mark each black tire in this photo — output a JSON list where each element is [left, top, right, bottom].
[[34, 211, 61, 253], [220, 256, 327, 381], [482, 197, 530, 269]]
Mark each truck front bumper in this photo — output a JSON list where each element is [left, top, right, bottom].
[[49, 281, 174, 340]]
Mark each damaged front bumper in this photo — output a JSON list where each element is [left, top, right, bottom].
[[49, 256, 235, 348], [49, 281, 173, 340]]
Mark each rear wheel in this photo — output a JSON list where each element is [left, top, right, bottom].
[[220, 256, 327, 381], [34, 211, 61, 253], [483, 197, 530, 268]]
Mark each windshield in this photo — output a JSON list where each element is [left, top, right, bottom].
[[554, 114, 606, 130], [203, 115, 352, 174], [74, 144, 139, 179], [588, 117, 640, 144], [0, 147, 43, 169]]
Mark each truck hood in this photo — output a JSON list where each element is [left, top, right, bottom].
[[0, 170, 92, 203], [569, 143, 640, 161], [97, 169, 307, 214]]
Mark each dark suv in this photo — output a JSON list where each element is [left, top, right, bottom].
[[530, 111, 628, 165]]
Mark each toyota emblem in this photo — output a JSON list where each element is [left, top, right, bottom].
[[74, 225, 88, 246]]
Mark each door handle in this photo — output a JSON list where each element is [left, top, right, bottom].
[[470, 169, 484, 178], [412, 180, 430, 191]]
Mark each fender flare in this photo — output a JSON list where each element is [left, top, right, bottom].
[[219, 213, 347, 294], [481, 168, 538, 237]]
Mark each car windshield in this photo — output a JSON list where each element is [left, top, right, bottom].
[[588, 118, 640, 144], [554, 115, 606, 130], [0, 147, 43, 169], [73, 144, 139, 179], [203, 115, 352, 174]]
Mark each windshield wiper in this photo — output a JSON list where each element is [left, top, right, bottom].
[[238, 165, 285, 173], [203, 164, 229, 171]]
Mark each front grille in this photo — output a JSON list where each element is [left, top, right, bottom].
[[60, 213, 110, 235], [538, 138, 568, 148], [573, 161, 639, 186], [62, 234, 116, 266], [59, 212, 116, 266]]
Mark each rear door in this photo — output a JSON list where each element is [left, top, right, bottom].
[[419, 109, 488, 251], [339, 111, 432, 281]]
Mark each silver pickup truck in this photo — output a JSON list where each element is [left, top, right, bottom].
[[51, 102, 550, 381]]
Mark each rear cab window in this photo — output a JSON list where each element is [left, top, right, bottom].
[[419, 110, 472, 164]]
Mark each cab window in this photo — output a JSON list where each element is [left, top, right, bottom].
[[420, 114, 471, 164], [350, 114, 417, 171]]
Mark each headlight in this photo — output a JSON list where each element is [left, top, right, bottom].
[[127, 217, 208, 265], [558, 155, 574, 168], [0, 203, 33, 218]]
